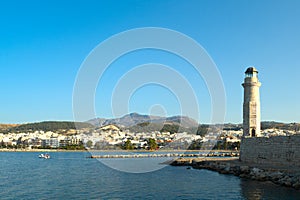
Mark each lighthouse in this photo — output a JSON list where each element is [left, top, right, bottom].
[[242, 67, 261, 137]]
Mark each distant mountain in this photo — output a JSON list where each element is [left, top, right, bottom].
[[1, 116, 298, 134], [86, 113, 199, 128], [85, 118, 107, 127]]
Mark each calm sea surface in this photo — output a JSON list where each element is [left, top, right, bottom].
[[0, 152, 299, 200]]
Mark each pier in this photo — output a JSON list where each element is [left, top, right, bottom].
[[88, 152, 239, 159]]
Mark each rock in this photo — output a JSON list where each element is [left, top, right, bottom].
[[292, 182, 300, 190], [291, 176, 299, 184], [240, 166, 250, 173], [284, 181, 292, 187], [239, 174, 246, 178], [224, 166, 230, 172], [278, 176, 292, 186], [269, 172, 284, 181], [256, 172, 267, 181], [250, 167, 264, 178], [251, 167, 262, 174], [217, 164, 225, 170]]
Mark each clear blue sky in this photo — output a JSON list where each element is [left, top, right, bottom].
[[1, 0, 300, 124]]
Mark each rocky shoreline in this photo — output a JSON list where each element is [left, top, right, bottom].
[[171, 158, 300, 190]]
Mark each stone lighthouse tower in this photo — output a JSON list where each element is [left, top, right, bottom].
[[242, 67, 261, 137]]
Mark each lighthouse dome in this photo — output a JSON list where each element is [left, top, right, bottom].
[[245, 67, 258, 78], [245, 67, 258, 74]]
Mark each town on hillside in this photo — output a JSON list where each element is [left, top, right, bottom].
[[0, 120, 299, 151]]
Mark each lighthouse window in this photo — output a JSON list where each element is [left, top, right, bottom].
[[245, 72, 258, 78], [245, 73, 253, 78]]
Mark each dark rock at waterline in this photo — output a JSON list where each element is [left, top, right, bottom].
[[170, 158, 300, 190]]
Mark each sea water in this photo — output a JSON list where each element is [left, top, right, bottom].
[[0, 152, 299, 199]]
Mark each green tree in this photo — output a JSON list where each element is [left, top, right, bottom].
[[161, 124, 179, 134], [196, 125, 208, 136], [86, 140, 93, 148], [123, 139, 134, 150], [223, 141, 228, 150], [188, 139, 202, 150], [148, 138, 158, 150]]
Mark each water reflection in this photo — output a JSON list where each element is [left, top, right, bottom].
[[240, 178, 300, 200]]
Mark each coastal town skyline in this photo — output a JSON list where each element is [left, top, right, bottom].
[[1, 1, 300, 124]]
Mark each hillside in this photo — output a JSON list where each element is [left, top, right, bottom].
[[4, 121, 94, 133], [128, 122, 209, 136], [222, 121, 300, 131], [0, 124, 19, 131], [261, 121, 300, 131]]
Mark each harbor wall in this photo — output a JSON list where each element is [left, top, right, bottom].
[[240, 135, 300, 167]]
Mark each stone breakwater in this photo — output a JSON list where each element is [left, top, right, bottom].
[[171, 158, 300, 190], [88, 152, 239, 159]]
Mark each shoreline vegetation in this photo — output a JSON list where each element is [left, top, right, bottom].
[[170, 157, 300, 190]]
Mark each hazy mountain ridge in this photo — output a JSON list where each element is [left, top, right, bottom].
[[0, 115, 298, 133], [87, 113, 199, 128]]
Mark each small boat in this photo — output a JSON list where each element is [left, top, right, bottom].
[[39, 153, 50, 159]]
